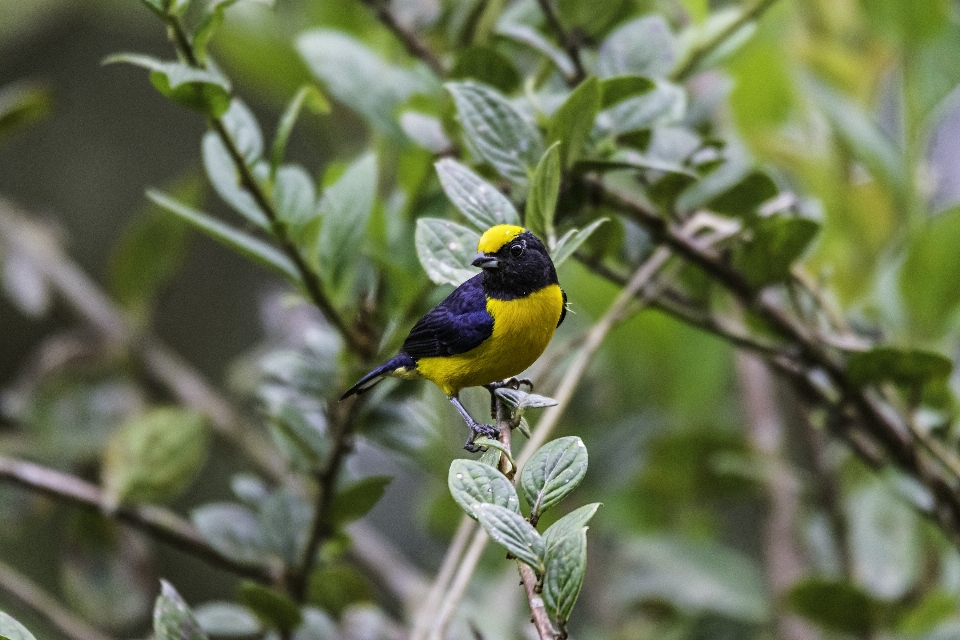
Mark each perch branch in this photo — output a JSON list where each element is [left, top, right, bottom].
[[0, 456, 278, 584], [534, 0, 587, 84]]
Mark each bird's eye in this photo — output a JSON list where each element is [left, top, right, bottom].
[[510, 243, 524, 258]]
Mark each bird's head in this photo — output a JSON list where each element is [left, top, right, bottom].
[[472, 225, 558, 298]]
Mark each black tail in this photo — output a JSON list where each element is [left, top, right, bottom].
[[340, 354, 416, 400]]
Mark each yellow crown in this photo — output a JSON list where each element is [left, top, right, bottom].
[[477, 224, 526, 254]]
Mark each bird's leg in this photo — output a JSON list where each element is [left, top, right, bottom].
[[483, 378, 535, 418], [449, 395, 499, 453]]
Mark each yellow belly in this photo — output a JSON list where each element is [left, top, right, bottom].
[[415, 285, 564, 396]]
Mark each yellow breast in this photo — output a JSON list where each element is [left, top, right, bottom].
[[416, 285, 564, 396]]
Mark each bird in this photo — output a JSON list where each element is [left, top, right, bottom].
[[341, 224, 566, 451]]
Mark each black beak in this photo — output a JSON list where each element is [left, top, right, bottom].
[[471, 252, 500, 269]]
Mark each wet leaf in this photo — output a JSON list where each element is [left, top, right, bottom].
[[415, 217, 480, 286], [448, 458, 521, 519], [154, 580, 208, 640], [520, 436, 588, 519], [475, 503, 545, 573]]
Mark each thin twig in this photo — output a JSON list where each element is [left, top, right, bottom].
[[534, 0, 587, 84], [0, 560, 116, 640], [0, 200, 287, 483], [165, 16, 372, 359], [428, 245, 675, 638], [496, 400, 558, 640], [289, 398, 359, 601], [358, 0, 446, 76], [670, 0, 782, 82], [410, 517, 477, 639], [735, 354, 818, 640], [0, 456, 278, 584]]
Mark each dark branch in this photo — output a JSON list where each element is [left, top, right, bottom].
[[534, 0, 587, 85], [166, 16, 373, 359], [0, 456, 278, 584], [358, 0, 446, 76]]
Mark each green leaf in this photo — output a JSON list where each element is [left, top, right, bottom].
[[705, 171, 779, 216], [201, 132, 268, 228], [450, 45, 521, 94], [494, 23, 576, 78], [220, 99, 263, 165], [307, 564, 372, 617], [415, 217, 481, 286], [733, 216, 820, 287], [104, 54, 231, 117], [597, 15, 676, 78], [154, 580, 208, 640], [448, 458, 521, 520], [194, 602, 262, 637], [329, 475, 392, 529], [259, 488, 312, 565], [847, 347, 952, 387], [899, 205, 960, 338], [809, 78, 906, 195], [0, 613, 38, 640], [147, 190, 300, 283], [109, 174, 198, 318], [191, 503, 268, 565], [471, 437, 516, 473], [897, 590, 958, 637], [599, 74, 655, 108], [445, 81, 544, 185], [435, 158, 521, 230], [237, 581, 302, 632], [520, 436, 588, 520], [297, 29, 437, 139], [316, 152, 378, 290], [551, 218, 608, 267], [193, 0, 238, 64], [474, 503, 545, 573], [525, 143, 561, 241], [294, 607, 339, 640], [270, 85, 330, 178], [543, 503, 601, 551], [847, 481, 921, 599], [542, 526, 587, 626], [60, 516, 152, 628], [273, 164, 317, 235], [400, 112, 453, 154], [787, 578, 879, 635], [548, 76, 601, 169], [102, 407, 209, 507], [678, 7, 759, 76], [595, 81, 686, 136], [0, 81, 52, 142], [268, 404, 328, 469]]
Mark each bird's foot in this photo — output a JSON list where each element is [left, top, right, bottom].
[[485, 378, 534, 418], [463, 420, 500, 453], [485, 377, 534, 392]]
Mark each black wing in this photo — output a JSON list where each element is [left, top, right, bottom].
[[401, 274, 493, 360]]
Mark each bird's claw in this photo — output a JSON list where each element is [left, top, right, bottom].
[[485, 377, 534, 392], [464, 421, 500, 453]]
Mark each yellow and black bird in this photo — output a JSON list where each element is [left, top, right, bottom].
[[342, 224, 566, 451]]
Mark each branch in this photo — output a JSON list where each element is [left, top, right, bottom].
[[0, 199, 287, 484], [0, 560, 116, 640], [670, 0, 781, 82], [534, 0, 587, 85], [735, 354, 818, 640], [289, 398, 359, 601], [497, 403, 558, 640], [0, 456, 278, 584], [589, 177, 960, 550], [424, 245, 676, 638], [357, 0, 446, 76], [165, 16, 373, 359]]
